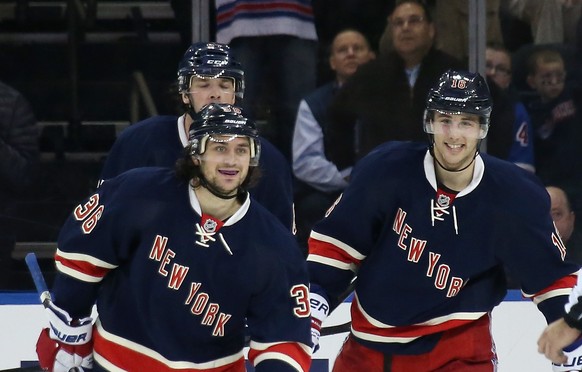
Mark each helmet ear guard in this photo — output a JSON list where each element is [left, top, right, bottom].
[[188, 103, 261, 166], [424, 70, 492, 140]]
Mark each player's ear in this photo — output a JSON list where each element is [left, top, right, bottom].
[[181, 93, 190, 105]]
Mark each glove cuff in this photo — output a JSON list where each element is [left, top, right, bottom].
[[564, 311, 582, 331], [310, 292, 330, 325], [45, 302, 93, 345]]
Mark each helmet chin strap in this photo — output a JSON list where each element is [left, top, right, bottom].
[[185, 94, 198, 121], [197, 176, 240, 200]]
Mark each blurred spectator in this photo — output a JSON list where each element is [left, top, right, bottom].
[[313, 0, 394, 52], [485, 43, 535, 172], [546, 185, 582, 264], [526, 48, 582, 215], [0, 81, 39, 208], [312, 0, 393, 82], [0, 81, 40, 236], [0, 80, 40, 287], [503, 0, 582, 46], [433, 0, 504, 64], [326, 0, 464, 170], [499, 1, 533, 52], [293, 28, 375, 252], [215, 0, 318, 162], [510, 43, 582, 104]]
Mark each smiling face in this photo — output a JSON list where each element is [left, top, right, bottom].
[[195, 135, 251, 197], [431, 111, 482, 171]]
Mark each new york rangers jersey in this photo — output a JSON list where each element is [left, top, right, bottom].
[[508, 101, 535, 172], [308, 141, 578, 355], [99, 115, 295, 229], [52, 167, 311, 371]]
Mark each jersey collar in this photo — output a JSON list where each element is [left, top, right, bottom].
[[423, 149, 485, 198], [188, 186, 251, 225]]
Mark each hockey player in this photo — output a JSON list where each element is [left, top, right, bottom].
[[99, 42, 295, 230], [307, 70, 579, 371], [35, 103, 311, 371]]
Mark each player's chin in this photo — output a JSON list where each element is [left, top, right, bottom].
[[219, 180, 243, 193], [441, 152, 469, 166]]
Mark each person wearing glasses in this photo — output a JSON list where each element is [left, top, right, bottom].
[[526, 47, 582, 217], [485, 43, 536, 173], [325, 0, 463, 173]]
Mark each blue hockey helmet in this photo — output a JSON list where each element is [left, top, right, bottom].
[[424, 70, 492, 139], [189, 103, 260, 166], [177, 42, 245, 100]]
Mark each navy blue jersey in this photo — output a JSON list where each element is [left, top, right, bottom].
[[507, 102, 535, 171], [308, 141, 578, 355], [52, 167, 311, 371], [100, 115, 294, 230]]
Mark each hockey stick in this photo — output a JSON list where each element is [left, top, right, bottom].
[[320, 277, 356, 336], [25, 252, 52, 308], [25, 252, 85, 372], [320, 322, 351, 336]]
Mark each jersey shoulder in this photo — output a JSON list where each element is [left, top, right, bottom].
[[101, 167, 184, 200], [355, 141, 427, 179], [481, 153, 549, 209], [247, 199, 303, 256], [116, 115, 178, 143], [482, 153, 543, 189]]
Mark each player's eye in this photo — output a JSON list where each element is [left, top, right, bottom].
[[460, 120, 477, 128], [192, 82, 209, 89], [236, 147, 249, 155]]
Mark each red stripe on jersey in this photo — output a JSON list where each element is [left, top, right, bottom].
[[248, 342, 310, 372], [308, 237, 362, 267], [217, 2, 313, 23], [532, 274, 577, 299], [350, 297, 472, 340], [93, 328, 245, 371], [55, 254, 110, 279]]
